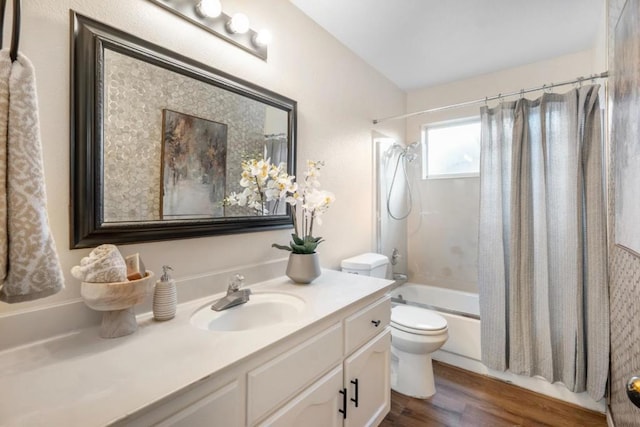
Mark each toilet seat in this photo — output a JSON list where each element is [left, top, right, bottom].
[[391, 305, 447, 336]]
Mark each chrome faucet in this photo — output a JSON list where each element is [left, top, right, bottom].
[[211, 274, 251, 311]]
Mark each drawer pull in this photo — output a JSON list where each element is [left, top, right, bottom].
[[339, 388, 347, 419], [350, 378, 359, 407], [371, 320, 381, 327]]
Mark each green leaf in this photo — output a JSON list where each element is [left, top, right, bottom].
[[291, 234, 305, 245], [271, 243, 292, 251], [272, 234, 325, 254]]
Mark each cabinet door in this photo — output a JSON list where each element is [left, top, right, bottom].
[[258, 365, 344, 427], [155, 380, 242, 427], [344, 329, 391, 427]]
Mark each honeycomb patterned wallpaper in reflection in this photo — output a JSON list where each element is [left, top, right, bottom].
[[103, 49, 267, 222]]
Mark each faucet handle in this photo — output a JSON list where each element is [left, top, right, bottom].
[[228, 274, 245, 292]]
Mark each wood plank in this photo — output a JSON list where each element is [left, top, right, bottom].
[[379, 361, 606, 427]]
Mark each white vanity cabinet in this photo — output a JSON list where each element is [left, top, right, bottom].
[[257, 296, 392, 427], [0, 270, 395, 427], [112, 292, 391, 427], [114, 371, 245, 427], [343, 330, 391, 427], [341, 297, 391, 427], [258, 365, 345, 427]]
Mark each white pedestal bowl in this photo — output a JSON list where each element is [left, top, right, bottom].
[[81, 271, 155, 338]]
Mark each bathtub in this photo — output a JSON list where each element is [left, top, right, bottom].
[[390, 282, 605, 413], [390, 283, 481, 361]]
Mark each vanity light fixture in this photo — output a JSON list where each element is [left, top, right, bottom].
[[227, 13, 250, 34], [195, 0, 222, 18], [253, 29, 272, 47], [148, 0, 269, 60]]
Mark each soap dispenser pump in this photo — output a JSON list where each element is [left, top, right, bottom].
[[153, 265, 177, 321]]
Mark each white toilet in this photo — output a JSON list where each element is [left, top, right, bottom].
[[341, 253, 449, 399]]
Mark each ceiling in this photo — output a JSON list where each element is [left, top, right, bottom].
[[290, 0, 605, 91]]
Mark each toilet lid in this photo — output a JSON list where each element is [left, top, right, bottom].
[[391, 305, 447, 331]]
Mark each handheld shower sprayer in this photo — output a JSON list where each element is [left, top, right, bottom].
[[386, 141, 419, 220]]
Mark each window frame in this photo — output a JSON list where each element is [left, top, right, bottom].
[[421, 117, 481, 180]]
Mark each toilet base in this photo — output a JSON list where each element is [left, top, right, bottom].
[[390, 348, 436, 399]]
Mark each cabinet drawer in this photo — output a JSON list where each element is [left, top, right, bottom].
[[344, 297, 391, 355], [248, 322, 343, 425]]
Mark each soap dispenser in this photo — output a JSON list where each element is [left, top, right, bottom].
[[153, 265, 177, 321]]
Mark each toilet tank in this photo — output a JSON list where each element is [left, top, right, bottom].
[[341, 253, 389, 278]]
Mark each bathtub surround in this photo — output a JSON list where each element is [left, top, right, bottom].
[[478, 85, 608, 400], [0, 49, 64, 303]]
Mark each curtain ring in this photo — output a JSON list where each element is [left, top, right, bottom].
[[519, 89, 525, 99], [497, 93, 503, 104], [484, 96, 488, 106]]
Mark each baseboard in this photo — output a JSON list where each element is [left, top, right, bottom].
[[606, 407, 615, 427]]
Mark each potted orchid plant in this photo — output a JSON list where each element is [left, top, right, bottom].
[[225, 158, 334, 283], [271, 160, 335, 255], [272, 160, 334, 283]]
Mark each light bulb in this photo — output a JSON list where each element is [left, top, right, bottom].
[[253, 29, 272, 47], [195, 0, 222, 18], [227, 13, 250, 34]]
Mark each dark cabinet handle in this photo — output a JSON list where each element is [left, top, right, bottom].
[[628, 376, 640, 408], [339, 388, 347, 419], [371, 320, 381, 327], [350, 378, 359, 407]]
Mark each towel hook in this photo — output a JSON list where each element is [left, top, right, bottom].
[[0, 0, 21, 62]]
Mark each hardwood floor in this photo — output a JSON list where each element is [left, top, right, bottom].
[[380, 361, 607, 427]]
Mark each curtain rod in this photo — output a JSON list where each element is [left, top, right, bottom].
[[372, 71, 609, 125]]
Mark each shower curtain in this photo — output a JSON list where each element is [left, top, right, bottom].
[[478, 85, 608, 400]]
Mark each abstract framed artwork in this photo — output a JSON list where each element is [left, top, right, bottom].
[[613, 0, 640, 256], [161, 109, 228, 219]]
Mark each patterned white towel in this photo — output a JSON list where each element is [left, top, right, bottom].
[[0, 50, 64, 303], [71, 244, 127, 283]]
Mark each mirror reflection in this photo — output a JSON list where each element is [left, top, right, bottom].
[[102, 49, 289, 223], [71, 13, 296, 248]]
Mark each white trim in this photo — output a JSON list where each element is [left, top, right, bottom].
[[606, 408, 615, 427], [425, 172, 479, 180]]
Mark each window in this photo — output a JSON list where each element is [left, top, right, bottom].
[[422, 118, 481, 179]]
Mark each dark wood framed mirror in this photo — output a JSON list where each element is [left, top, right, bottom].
[[71, 12, 296, 249]]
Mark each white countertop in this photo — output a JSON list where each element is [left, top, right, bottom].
[[0, 269, 393, 426]]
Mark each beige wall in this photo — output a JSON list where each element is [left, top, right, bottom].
[[0, 0, 404, 321], [404, 50, 601, 293]]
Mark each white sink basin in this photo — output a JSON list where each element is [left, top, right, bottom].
[[191, 292, 306, 332]]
